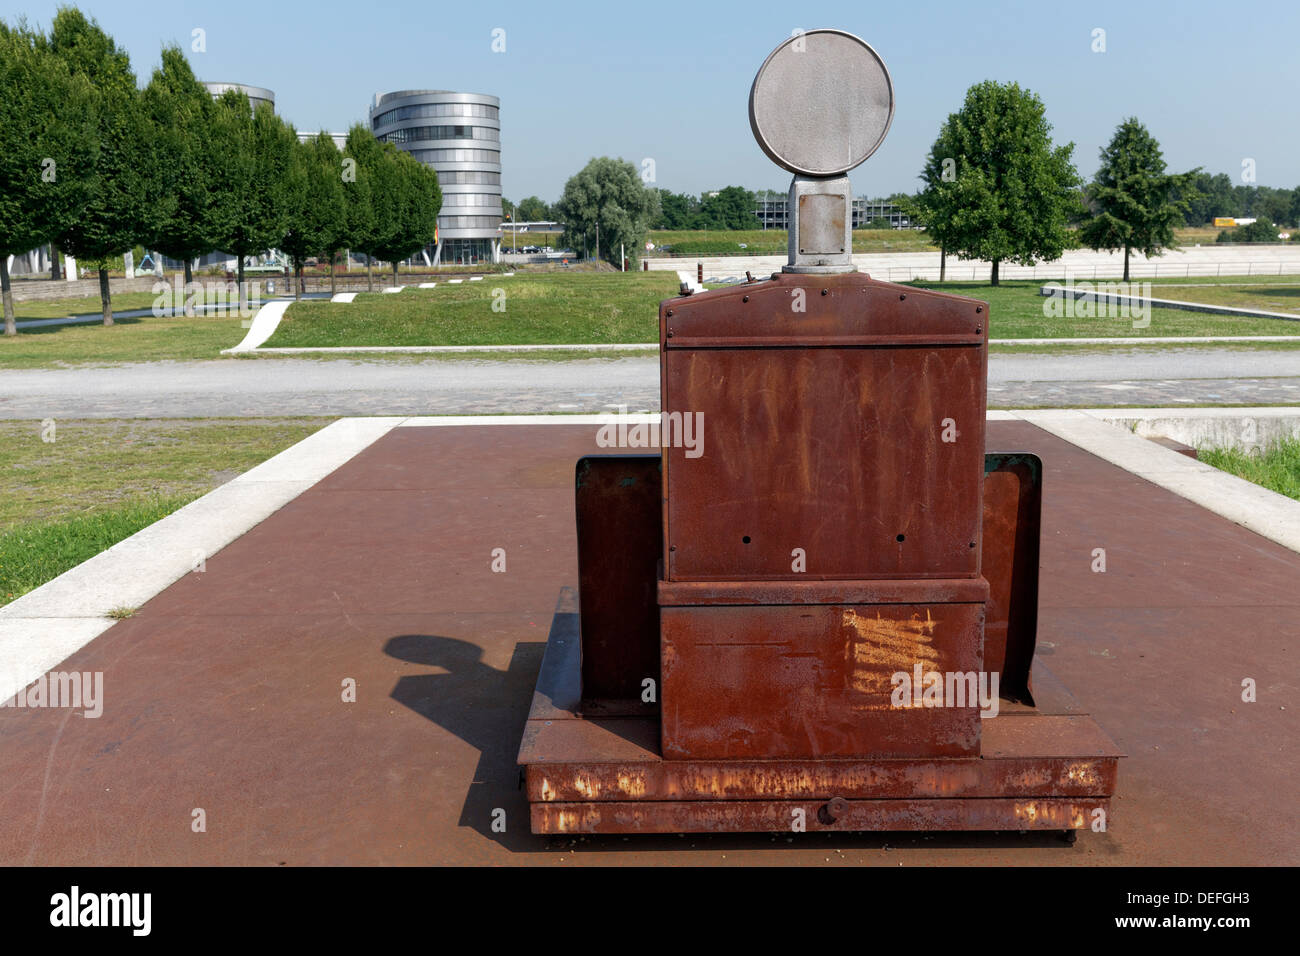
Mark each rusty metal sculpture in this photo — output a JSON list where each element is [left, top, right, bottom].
[[518, 30, 1121, 837]]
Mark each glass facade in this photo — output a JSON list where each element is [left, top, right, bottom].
[[372, 102, 499, 126], [377, 124, 499, 145], [441, 238, 495, 264], [371, 90, 503, 265]]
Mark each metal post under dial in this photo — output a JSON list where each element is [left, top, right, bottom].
[[748, 29, 895, 274]]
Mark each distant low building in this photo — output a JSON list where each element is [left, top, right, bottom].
[[202, 82, 275, 112], [755, 196, 909, 230], [297, 131, 348, 150]]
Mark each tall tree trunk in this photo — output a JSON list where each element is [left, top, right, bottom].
[[330, 253, 336, 294], [392, 261, 399, 285], [184, 258, 193, 286], [366, 258, 373, 292], [50, 244, 61, 281], [990, 259, 1000, 287], [939, 246, 946, 282], [237, 255, 247, 313], [2, 257, 16, 337], [99, 266, 114, 326], [294, 263, 302, 301], [1123, 246, 1130, 282]]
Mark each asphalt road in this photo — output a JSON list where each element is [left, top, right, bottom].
[[3, 349, 1300, 418]]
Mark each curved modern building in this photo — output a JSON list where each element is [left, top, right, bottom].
[[369, 90, 502, 265], [202, 82, 275, 112]]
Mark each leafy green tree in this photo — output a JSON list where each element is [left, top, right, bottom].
[[371, 146, 441, 283], [556, 157, 658, 267], [281, 134, 346, 299], [142, 45, 217, 286], [517, 195, 550, 221], [209, 92, 297, 303], [865, 217, 893, 230], [650, 190, 698, 229], [695, 186, 758, 229], [915, 80, 1081, 285], [0, 17, 97, 335], [337, 124, 377, 290], [49, 8, 157, 325], [1080, 118, 1194, 281], [343, 127, 398, 290]]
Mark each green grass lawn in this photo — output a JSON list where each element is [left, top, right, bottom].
[[5, 291, 166, 321], [0, 311, 251, 368], [651, 228, 936, 256], [1141, 281, 1300, 315], [1199, 438, 1300, 500], [0, 418, 327, 605], [266, 273, 680, 347], [908, 280, 1300, 339], [7, 270, 1300, 367], [263, 273, 1300, 348]]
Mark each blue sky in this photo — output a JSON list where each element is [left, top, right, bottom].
[[4, 0, 1296, 203]]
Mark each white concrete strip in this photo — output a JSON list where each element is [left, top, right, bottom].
[[502, 272, 515, 277], [1089, 406, 1300, 452], [0, 417, 406, 700], [1009, 409, 1300, 554], [1039, 284, 1300, 323], [417, 282, 437, 289], [330, 292, 358, 303], [0, 619, 116, 707], [469, 276, 484, 281], [225, 300, 291, 352], [677, 269, 705, 294], [382, 287, 403, 293], [245, 343, 658, 354], [448, 279, 463, 284], [993, 335, 1300, 345]]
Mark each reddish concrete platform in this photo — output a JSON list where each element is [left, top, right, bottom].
[[0, 421, 1295, 865]]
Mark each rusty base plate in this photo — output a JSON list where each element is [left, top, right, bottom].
[[518, 594, 1122, 835]]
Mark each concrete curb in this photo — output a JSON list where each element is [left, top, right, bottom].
[[1009, 409, 1300, 554], [224, 300, 291, 353], [1039, 283, 1300, 323], [0, 417, 403, 705]]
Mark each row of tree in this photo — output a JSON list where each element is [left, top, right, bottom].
[[908, 81, 1287, 284], [545, 80, 1296, 276], [0, 8, 442, 336]]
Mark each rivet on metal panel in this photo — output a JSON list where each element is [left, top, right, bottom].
[[666, 309, 674, 317], [818, 797, 849, 824], [821, 289, 828, 295], [976, 307, 983, 313], [743, 295, 750, 303]]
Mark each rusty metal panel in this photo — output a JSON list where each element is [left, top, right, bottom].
[[981, 453, 1042, 702], [660, 602, 984, 759], [575, 456, 661, 712], [660, 274, 987, 582], [658, 576, 987, 606], [531, 798, 1107, 834]]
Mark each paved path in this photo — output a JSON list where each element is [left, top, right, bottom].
[[0, 421, 1293, 864], [4, 349, 1300, 417]]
